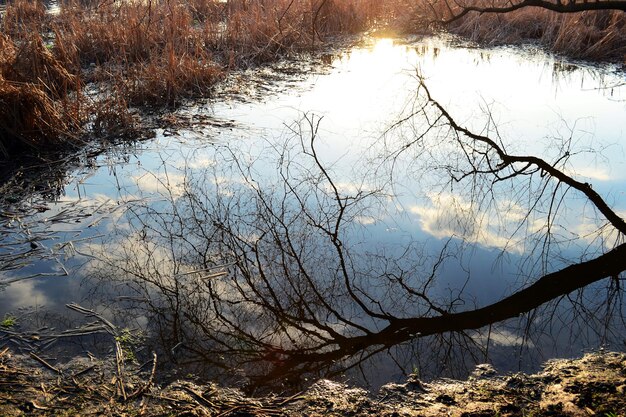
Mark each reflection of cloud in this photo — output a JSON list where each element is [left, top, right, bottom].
[[565, 166, 611, 181], [410, 189, 625, 254], [325, 182, 375, 196], [132, 173, 186, 198], [0, 279, 51, 311], [474, 328, 534, 348], [354, 216, 377, 225], [84, 233, 258, 324], [209, 175, 250, 197], [572, 211, 626, 248], [174, 157, 217, 170], [84, 232, 175, 275], [212, 176, 228, 185], [409, 193, 523, 252], [410, 194, 474, 236]]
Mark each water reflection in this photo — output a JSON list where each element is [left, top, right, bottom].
[[72, 111, 625, 391], [1, 36, 625, 391]]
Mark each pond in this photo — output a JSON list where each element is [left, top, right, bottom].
[[1, 35, 625, 391]]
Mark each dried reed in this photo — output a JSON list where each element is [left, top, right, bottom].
[[1, 0, 623, 158], [436, 3, 626, 61], [2, 0, 48, 37], [0, 33, 83, 156]]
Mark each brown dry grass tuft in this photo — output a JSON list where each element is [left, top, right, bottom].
[[124, 45, 224, 106], [2, 0, 48, 37], [0, 76, 80, 156], [423, 1, 626, 61], [91, 95, 138, 139], [7, 34, 78, 98], [0, 32, 84, 156]]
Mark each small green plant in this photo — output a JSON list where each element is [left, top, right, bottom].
[[115, 328, 134, 345], [1, 314, 17, 328], [115, 328, 138, 362]]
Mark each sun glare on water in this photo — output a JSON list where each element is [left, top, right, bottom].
[[304, 37, 418, 130], [370, 37, 396, 58]]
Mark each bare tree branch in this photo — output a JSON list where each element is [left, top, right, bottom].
[[441, 0, 626, 25]]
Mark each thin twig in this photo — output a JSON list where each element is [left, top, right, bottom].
[[29, 352, 61, 374]]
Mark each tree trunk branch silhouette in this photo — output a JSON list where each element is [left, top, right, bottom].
[[256, 241, 626, 384], [441, 0, 626, 24]]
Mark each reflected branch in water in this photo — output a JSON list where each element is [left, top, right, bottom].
[[84, 103, 625, 391]]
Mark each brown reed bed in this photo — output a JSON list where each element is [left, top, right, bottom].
[[1, 0, 48, 37], [0, 0, 390, 158], [0, 33, 84, 156], [0, 0, 624, 159], [419, 1, 626, 62]]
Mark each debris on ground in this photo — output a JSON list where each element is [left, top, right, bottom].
[[1, 347, 625, 416]]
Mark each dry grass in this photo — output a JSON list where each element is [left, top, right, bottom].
[[0, 77, 70, 155], [423, 1, 626, 61], [0, 0, 395, 156], [7, 34, 77, 98], [124, 46, 223, 106], [0, 32, 84, 156], [0, 0, 624, 157], [1, 0, 48, 37]]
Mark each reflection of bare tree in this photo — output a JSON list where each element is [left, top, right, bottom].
[[87, 91, 625, 390]]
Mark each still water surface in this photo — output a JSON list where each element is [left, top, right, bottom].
[[1, 36, 625, 389]]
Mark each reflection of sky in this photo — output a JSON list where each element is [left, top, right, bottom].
[[4, 35, 626, 305], [1, 36, 625, 378]]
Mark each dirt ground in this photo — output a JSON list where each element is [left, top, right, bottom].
[[1, 347, 625, 416]]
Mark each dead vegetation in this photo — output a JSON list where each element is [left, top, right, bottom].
[[0, 33, 83, 156], [0, 0, 624, 158], [448, 8, 626, 61], [1, 340, 625, 417], [421, 0, 626, 61], [0, 0, 389, 158]]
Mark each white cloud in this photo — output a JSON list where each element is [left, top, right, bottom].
[[408, 193, 525, 252], [565, 166, 612, 181], [473, 328, 534, 348], [132, 172, 187, 198]]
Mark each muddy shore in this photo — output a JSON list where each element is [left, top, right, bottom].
[[1, 348, 625, 416]]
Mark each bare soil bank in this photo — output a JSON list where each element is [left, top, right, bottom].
[[1, 348, 625, 416]]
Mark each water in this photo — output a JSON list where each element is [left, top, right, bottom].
[[1, 36, 625, 391]]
